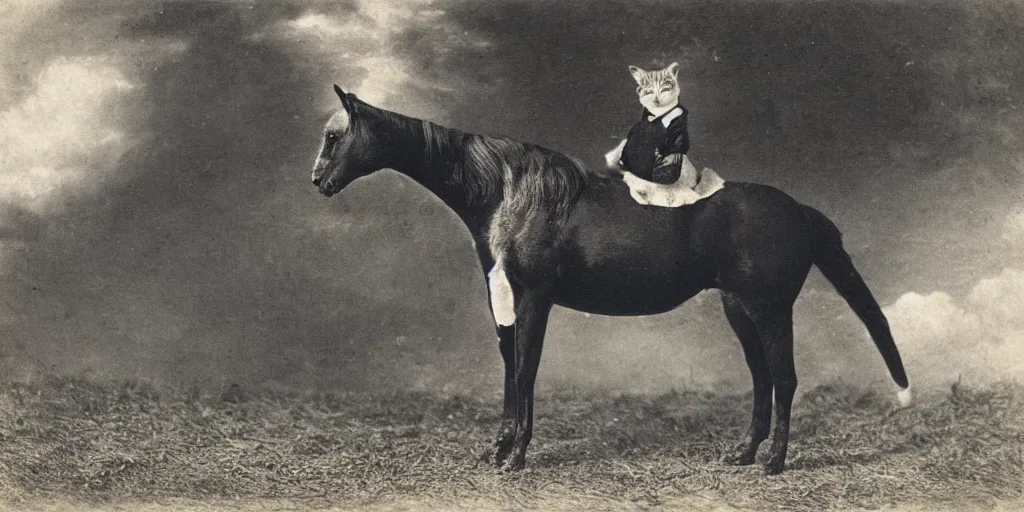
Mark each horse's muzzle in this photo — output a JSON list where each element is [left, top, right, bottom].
[[312, 175, 334, 196], [317, 179, 338, 197], [312, 167, 338, 196]]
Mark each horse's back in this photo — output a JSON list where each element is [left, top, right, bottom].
[[571, 179, 807, 240], [564, 179, 817, 300], [568, 178, 705, 262], [689, 181, 818, 294], [549, 179, 708, 314]]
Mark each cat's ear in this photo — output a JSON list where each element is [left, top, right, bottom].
[[667, 62, 680, 78], [628, 65, 646, 83]]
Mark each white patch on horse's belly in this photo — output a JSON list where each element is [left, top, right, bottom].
[[487, 261, 516, 326]]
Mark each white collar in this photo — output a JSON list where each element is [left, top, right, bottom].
[[647, 106, 683, 127]]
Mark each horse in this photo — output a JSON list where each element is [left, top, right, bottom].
[[309, 85, 911, 475]]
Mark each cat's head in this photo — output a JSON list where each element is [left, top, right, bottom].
[[629, 62, 680, 115]]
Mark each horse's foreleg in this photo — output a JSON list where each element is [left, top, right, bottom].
[[747, 301, 797, 475], [482, 258, 519, 466], [491, 323, 517, 466], [501, 290, 552, 472], [720, 293, 773, 466]]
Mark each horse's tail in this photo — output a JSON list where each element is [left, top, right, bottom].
[[802, 205, 913, 406]]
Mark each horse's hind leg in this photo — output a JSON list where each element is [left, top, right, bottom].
[[720, 292, 773, 466], [745, 299, 797, 475]]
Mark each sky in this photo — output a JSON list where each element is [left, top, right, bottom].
[[0, 0, 1022, 395]]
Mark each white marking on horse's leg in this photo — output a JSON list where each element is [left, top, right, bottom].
[[897, 384, 913, 407], [488, 259, 516, 327]]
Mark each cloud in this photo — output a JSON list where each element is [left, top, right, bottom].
[[0, 0, 62, 55], [278, 7, 424, 107], [1005, 209, 1024, 244], [883, 261, 1024, 388], [0, 57, 135, 214], [273, 2, 490, 120], [968, 268, 1024, 338]]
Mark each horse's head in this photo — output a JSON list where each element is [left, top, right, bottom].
[[311, 85, 402, 197]]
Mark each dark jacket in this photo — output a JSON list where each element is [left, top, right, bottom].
[[620, 105, 690, 184]]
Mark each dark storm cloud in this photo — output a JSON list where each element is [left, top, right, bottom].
[[2, 0, 1022, 393]]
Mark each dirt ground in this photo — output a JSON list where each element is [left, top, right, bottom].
[[0, 377, 1021, 511]]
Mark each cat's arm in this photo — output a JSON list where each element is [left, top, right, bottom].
[[662, 109, 690, 155], [651, 153, 683, 184], [604, 138, 628, 171]]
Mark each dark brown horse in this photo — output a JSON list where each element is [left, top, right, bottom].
[[310, 85, 911, 475]]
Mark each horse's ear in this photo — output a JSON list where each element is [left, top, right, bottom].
[[334, 84, 354, 113]]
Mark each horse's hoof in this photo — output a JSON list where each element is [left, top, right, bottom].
[[500, 454, 526, 472], [477, 448, 492, 464], [490, 437, 516, 467], [762, 458, 785, 476], [720, 449, 756, 466], [490, 426, 515, 466], [491, 446, 512, 468], [478, 443, 504, 465]]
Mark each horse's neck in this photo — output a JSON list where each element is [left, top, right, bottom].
[[393, 120, 497, 231]]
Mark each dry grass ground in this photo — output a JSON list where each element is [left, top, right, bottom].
[[0, 377, 1021, 511]]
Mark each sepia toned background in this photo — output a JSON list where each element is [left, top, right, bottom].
[[1, 0, 1021, 395]]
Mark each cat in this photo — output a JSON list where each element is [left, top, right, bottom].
[[604, 62, 725, 208], [608, 62, 690, 184]]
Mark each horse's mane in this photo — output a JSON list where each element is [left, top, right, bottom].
[[362, 99, 595, 218]]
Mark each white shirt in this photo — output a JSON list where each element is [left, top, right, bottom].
[[647, 106, 684, 128]]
